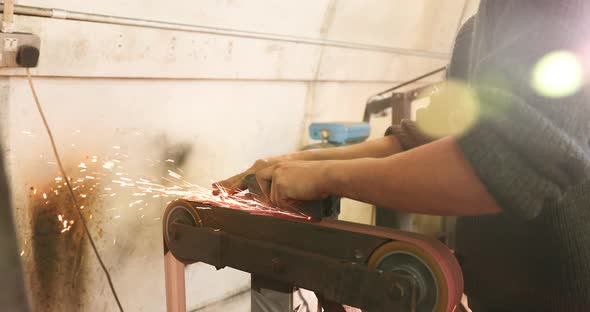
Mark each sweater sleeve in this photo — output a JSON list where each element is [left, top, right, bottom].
[[456, 1, 590, 220], [388, 1, 590, 220], [386, 86, 589, 220], [456, 87, 588, 220]]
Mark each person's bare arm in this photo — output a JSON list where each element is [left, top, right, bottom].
[[257, 136, 502, 216], [326, 137, 501, 215], [215, 135, 403, 192], [297, 135, 403, 161]]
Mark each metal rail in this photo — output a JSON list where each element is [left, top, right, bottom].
[[0, 3, 450, 59]]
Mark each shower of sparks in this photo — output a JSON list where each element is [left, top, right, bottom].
[[25, 146, 310, 237], [167, 170, 182, 179], [141, 170, 311, 219], [129, 200, 143, 207], [57, 214, 75, 233]]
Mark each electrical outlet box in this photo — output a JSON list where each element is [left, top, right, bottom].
[[0, 32, 40, 68]]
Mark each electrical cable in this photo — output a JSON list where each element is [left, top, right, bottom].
[[25, 68, 124, 312]]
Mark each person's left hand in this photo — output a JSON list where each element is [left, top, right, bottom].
[[255, 160, 331, 208]]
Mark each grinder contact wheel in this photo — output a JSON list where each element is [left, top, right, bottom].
[[162, 199, 203, 264], [367, 241, 449, 312]]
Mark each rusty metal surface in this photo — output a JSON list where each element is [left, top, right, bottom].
[[169, 222, 413, 311], [163, 199, 463, 312], [320, 219, 463, 311], [187, 204, 387, 264]]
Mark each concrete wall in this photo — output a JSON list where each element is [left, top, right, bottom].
[[0, 0, 478, 310]]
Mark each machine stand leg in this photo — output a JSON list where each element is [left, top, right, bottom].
[[164, 252, 186, 312]]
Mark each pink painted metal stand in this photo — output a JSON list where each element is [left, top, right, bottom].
[[164, 251, 186, 312]]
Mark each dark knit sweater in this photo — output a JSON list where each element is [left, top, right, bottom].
[[458, 2, 590, 311], [391, 2, 590, 311]]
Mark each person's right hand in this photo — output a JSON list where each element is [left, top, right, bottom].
[[213, 157, 284, 194]]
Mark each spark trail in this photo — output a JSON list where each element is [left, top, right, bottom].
[[28, 151, 309, 236]]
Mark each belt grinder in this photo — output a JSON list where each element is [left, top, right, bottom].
[[162, 177, 463, 312]]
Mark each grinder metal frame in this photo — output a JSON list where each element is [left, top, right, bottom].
[[163, 199, 463, 312]]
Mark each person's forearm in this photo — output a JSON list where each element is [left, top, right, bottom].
[[285, 135, 403, 162], [322, 137, 502, 216], [216, 135, 402, 192]]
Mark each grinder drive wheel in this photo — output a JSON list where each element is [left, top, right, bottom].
[[367, 241, 448, 312], [162, 199, 203, 264]]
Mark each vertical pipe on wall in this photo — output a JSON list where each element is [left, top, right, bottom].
[[1, 0, 14, 33], [0, 144, 30, 311]]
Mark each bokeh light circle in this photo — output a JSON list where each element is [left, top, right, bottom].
[[415, 80, 480, 138], [531, 51, 584, 98]]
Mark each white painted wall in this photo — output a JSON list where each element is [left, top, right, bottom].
[[0, 0, 479, 311]]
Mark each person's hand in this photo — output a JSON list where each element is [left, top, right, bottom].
[[214, 157, 286, 194], [255, 160, 331, 208]]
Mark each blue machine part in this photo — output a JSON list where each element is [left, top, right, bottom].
[[309, 122, 370, 145]]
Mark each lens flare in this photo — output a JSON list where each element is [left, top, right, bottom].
[[415, 80, 480, 138], [531, 51, 584, 98]]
